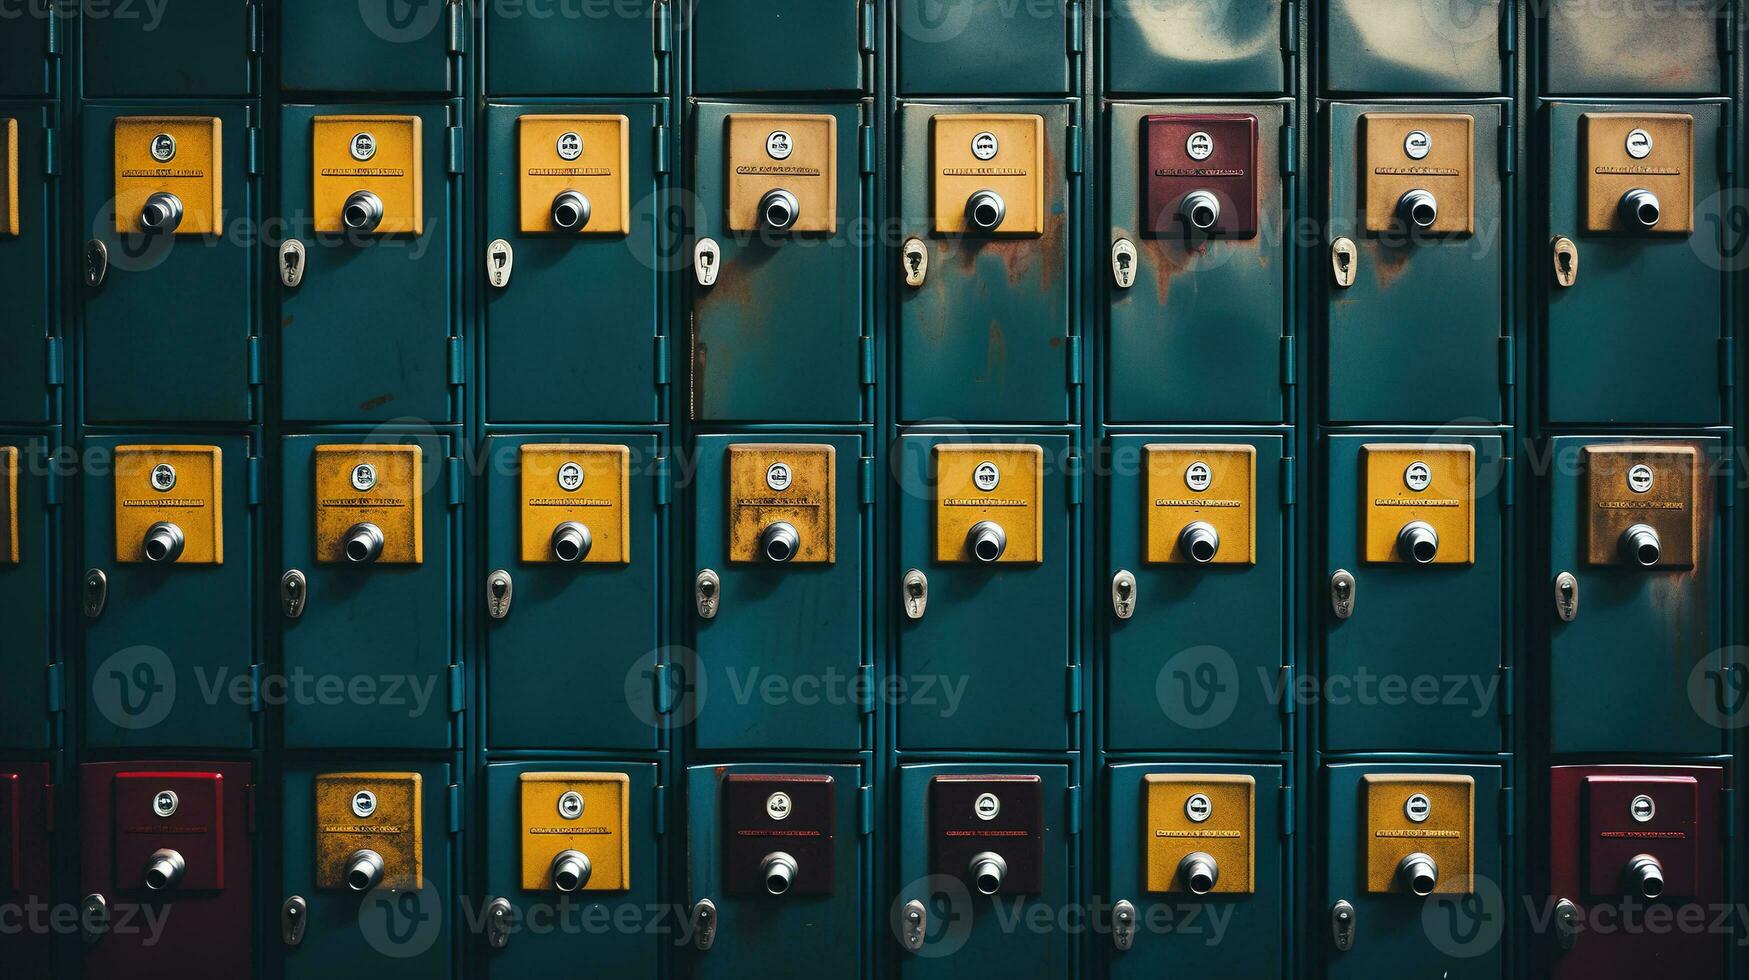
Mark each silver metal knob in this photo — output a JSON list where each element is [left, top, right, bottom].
[[1179, 521, 1221, 564], [1626, 854, 1665, 899], [1619, 189, 1661, 230], [1178, 852, 1219, 895], [551, 190, 592, 231], [143, 522, 186, 564], [551, 850, 592, 892], [760, 852, 798, 896], [140, 192, 184, 233], [552, 522, 592, 563], [758, 188, 800, 231], [1397, 521, 1440, 564], [342, 191, 385, 233], [344, 523, 385, 564], [144, 849, 185, 891], [1179, 190, 1221, 231], [345, 849, 385, 892], [1397, 189, 1439, 230], [1621, 524, 1662, 567], [1397, 852, 1438, 897], [759, 522, 800, 564], [967, 521, 1007, 564], [969, 852, 1007, 896], [966, 190, 1006, 232]]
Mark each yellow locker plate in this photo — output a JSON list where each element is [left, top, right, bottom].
[[312, 115, 423, 235], [1, 117, 17, 237], [1144, 773, 1255, 894], [315, 772, 423, 891], [1, 446, 16, 564], [1582, 113, 1694, 235], [1360, 444, 1475, 565], [725, 113, 837, 234], [519, 444, 631, 565], [932, 113, 1045, 236], [113, 116, 222, 236], [517, 114, 630, 235], [518, 772, 631, 892], [113, 446, 223, 565], [1144, 445, 1256, 565], [727, 444, 836, 564], [1360, 113, 1473, 236], [314, 445, 423, 565], [934, 444, 1044, 564], [1363, 773, 1473, 896], [1583, 444, 1699, 569]]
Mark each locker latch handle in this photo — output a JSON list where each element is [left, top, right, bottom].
[[1112, 899, 1137, 951], [486, 897, 513, 949], [691, 898, 717, 950], [281, 895, 307, 946], [900, 898, 927, 952], [1331, 898, 1356, 952]]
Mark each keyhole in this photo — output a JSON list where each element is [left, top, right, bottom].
[[700, 579, 716, 598], [286, 251, 301, 276], [906, 251, 922, 275], [1337, 252, 1351, 275], [701, 250, 715, 270], [907, 580, 923, 599], [1118, 579, 1132, 598], [1117, 253, 1132, 274], [492, 579, 507, 599], [1558, 252, 1572, 277], [492, 250, 507, 271]]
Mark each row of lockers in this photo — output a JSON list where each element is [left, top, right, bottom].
[[0, 95, 1737, 426], [0, 428, 1732, 755], [0, 757, 1732, 977], [0, 0, 1735, 98]]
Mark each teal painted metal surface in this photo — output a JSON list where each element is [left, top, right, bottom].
[[0, 12, 50, 97], [485, 3, 660, 96], [81, 0, 254, 97], [691, 0, 864, 94], [896, 0, 1071, 96], [1105, 0, 1287, 96], [1323, 0, 1506, 95], [1542, 0, 1727, 95], [0, 103, 53, 423], [483, 433, 662, 751], [279, 0, 451, 93], [0, 433, 54, 749]]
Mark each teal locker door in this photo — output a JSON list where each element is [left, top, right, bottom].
[[691, 0, 863, 94], [0, 104, 53, 422], [0, 7, 50, 97], [485, 1, 661, 95], [897, 101, 1073, 423], [280, 434, 453, 749], [690, 434, 864, 752], [1106, 101, 1288, 423], [1542, 101, 1727, 425], [1324, 101, 1505, 423], [483, 103, 662, 424], [81, 103, 254, 423], [894, 764, 1071, 975], [82, 0, 253, 96], [279, 103, 454, 424], [483, 434, 661, 751], [1105, 763, 1288, 979], [1321, 432, 1506, 752], [81, 435, 253, 749], [895, 433, 1072, 751], [685, 764, 863, 980], [1543, 0, 1727, 95], [689, 101, 864, 423], [896, 0, 1071, 95], [280, 763, 454, 980], [1105, 0, 1287, 95], [1546, 436, 1724, 755], [1105, 435, 1287, 752], [280, 0, 451, 94], [482, 762, 661, 979], [0, 434, 53, 749], [1323, 763, 1506, 979], [1323, 0, 1506, 95]]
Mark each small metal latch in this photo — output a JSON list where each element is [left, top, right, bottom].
[[82, 569, 108, 619], [1111, 238, 1138, 289], [1554, 897, 1579, 952], [279, 239, 307, 288], [693, 238, 720, 287], [690, 898, 717, 951], [487, 569, 514, 620], [1112, 899, 1137, 951], [487, 238, 514, 288], [1551, 237, 1579, 288], [1330, 569, 1356, 620], [1331, 237, 1357, 288], [281, 895, 307, 946], [81, 893, 109, 944], [902, 237, 928, 287], [902, 568, 928, 621], [900, 898, 927, 952], [1331, 899, 1356, 952], [486, 897, 513, 949], [1554, 572, 1579, 623], [1111, 570, 1137, 621], [695, 569, 721, 620], [84, 239, 109, 287], [281, 569, 307, 620]]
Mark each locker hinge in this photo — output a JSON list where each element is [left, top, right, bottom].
[[655, 334, 671, 385], [1279, 665, 1295, 714], [1281, 0, 1297, 53], [1067, 124, 1084, 175], [247, 456, 262, 507], [1067, 784, 1082, 836], [248, 1, 263, 55], [653, 662, 673, 715], [859, 1, 876, 52], [447, 457, 466, 506], [248, 335, 263, 385], [447, 664, 465, 714], [45, 6, 60, 55], [653, 784, 667, 836], [1501, 456, 1515, 510], [1498, 335, 1514, 388], [1499, 5, 1515, 55], [1499, 123, 1515, 175], [859, 335, 875, 385], [1279, 124, 1296, 176], [245, 783, 257, 834], [654, 456, 671, 507], [654, 124, 670, 175], [447, 127, 465, 174], [860, 785, 874, 835], [1068, 454, 1083, 507], [860, 125, 876, 175], [446, 0, 466, 53], [41, 780, 54, 832], [1722, 787, 1735, 837], [249, 663, 263, 712], [45, 663, 64, 712], [1720, 338, 1735, 389], [1720, 454, 1735, 511], [248, 125, 261, 176], [1279, 784, 1294, 835], [1721, 8, 1737, 54], [45, 337, 63, 386], [1280, 335, 1296, 386], [447, 336, 465, 385], [448, 783, 463, 834], [1067, 664, 1082, 715], [1067, 0, 1084, 53], [858, 664, 875, 713], [1067, 335, 1083, 385], [654, 0, 672, 55], [859, 457, 875, 507], [44, 464, 63, 507], [1280, 456, 1296, 508], [42, 126, 58, 175], [1498, 664, 1512, 717], [1722, 121, 1738, 176], [1499, 786, 1514, 838]]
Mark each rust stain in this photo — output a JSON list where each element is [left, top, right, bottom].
[[359, 393, 394, 412]]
